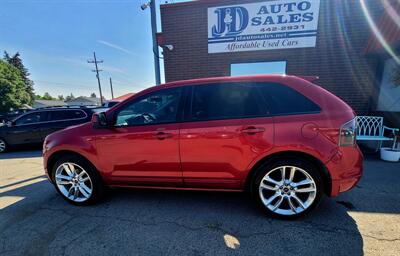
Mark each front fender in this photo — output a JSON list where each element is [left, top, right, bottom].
[[43, 125, 100, 180]]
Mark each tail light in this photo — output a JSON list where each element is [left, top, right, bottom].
[[339, 118, 357, 146]]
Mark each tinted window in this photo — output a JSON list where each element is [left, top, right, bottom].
[[190, 83, 263, 121], [106, 101, 119, 108], [48, 110, 87, 121], [257, 83, 320, 115], [115, 87, 181, 126], [15, 112, 43, 125]]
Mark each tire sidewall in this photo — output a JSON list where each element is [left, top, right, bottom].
[[251, 158, 324, 219], [0, 138, 7, 153], [51, 155, 105, 205]]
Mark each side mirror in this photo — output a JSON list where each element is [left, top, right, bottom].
[[6, 121, 13, 127], [91, 112, 109, 128]]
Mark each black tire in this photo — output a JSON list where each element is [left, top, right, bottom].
[[250, 158, 323, 219], [51, 155, 105, 205], [0, 138, 7, 153]]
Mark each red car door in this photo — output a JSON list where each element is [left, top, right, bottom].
[[95, 87, 183, 187], [180, 82, 274, 190]]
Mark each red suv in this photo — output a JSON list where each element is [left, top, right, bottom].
[[43, 75, 362, 218]]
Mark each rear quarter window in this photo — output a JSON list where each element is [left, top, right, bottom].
[[257, 83, 321, 115]]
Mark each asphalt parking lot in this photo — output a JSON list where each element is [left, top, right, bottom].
[[0, 151, 399, 256]]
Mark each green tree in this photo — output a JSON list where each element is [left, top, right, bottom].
[[42, 92, 55, 100], [90, 92, 96, 98], [0, 60, 30, 112], [3, 51, 35, 105], [34, 93, 58, 100], [58, 95, 65, 101]]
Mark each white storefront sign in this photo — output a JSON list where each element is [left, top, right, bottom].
[[208, 0, 321, 53]]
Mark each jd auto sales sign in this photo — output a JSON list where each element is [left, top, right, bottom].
[[208, 0, 321, 53]]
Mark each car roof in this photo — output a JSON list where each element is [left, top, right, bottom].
[[33, 106, 96, 111], [11, 107, 95, 121], [107, 75, 318, 111], [106, 74, 353, 116], [163, 74, 292, 87], [126, 75, 309, 99]]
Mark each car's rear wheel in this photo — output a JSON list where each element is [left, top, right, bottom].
[[0, 138, 7, 153], [251, 158, 323, 219], [51, 155, 105, 205]]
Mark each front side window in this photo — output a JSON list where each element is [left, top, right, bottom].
[[15, 112, 43, 125], [115, 87, 182, 127], [190, 83, 264, 121]]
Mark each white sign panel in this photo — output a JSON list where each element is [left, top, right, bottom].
[[208, 0, 321, 53]]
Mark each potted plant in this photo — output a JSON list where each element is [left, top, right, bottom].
[[380, 132, 400, 162]]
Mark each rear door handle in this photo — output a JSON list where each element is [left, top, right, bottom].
[[241, 127, 265, 135], [155, 131, 173, 140]]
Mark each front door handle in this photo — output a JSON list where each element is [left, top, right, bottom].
[[241, 126, 265, 135], [155, 131, 173, 140]]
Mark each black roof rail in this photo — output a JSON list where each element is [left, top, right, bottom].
[[34, 105, 101, 110], [34, 106, 69, 110]]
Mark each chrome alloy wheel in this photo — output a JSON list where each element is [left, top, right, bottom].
[[55, 162, 93, 202], [259, 166, 317, 216], [0, 139, 6, 153]]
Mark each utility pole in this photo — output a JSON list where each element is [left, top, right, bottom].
[[141, 0, 161, 85], [88, 52, 104, 105], [150, 0, 161, 85], [109, 77, 114, 99]]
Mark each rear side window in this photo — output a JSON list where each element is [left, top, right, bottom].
[[257, 83, 320, 115], [48, 110, 87, 121], [190, 83, 264, 121]]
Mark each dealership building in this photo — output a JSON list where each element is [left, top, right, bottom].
[[159, 0, 400, 126]]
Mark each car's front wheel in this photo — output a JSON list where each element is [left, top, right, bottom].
[[251, 158, 323, 219], [51, 155, 105, 205]]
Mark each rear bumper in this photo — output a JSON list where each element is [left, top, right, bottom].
[[331, 174, 362, 196], [326, 145, 363, 197]]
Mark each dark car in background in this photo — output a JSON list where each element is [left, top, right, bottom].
[[0, 107, 104, 153]]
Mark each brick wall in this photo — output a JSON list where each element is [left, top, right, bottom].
[[160, 0, 384, 114]]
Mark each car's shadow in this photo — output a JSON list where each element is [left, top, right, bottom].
[[1, 180, 364, 255], [0, 149, 42, 159]]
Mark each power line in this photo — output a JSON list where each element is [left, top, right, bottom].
[[87, 51, 104, 105], [34, 79, 135, 90], [33, 80, 94, 88]]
